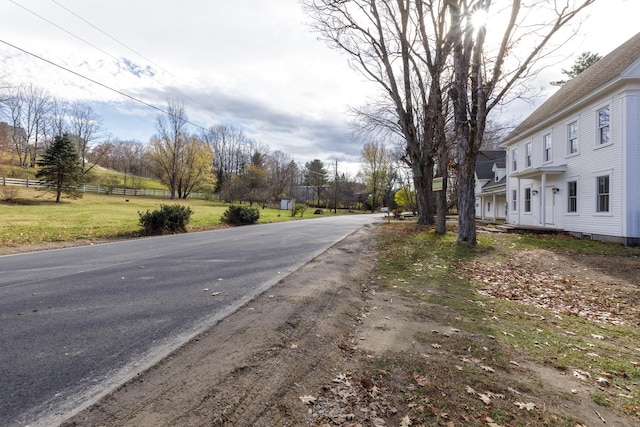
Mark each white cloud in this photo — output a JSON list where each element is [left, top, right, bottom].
[[0, 0, 638, 173]]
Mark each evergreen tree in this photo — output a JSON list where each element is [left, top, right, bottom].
[[304, 159, 328, 206], [36, 133, 84, 202], [550, 51, 602, 86]]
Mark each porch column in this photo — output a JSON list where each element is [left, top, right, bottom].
[[492, 194, 497, 221], [541, 172, 547, 227], [516, 178, 521, 225]]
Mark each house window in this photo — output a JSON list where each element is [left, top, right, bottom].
[[596, 175, 609, 212], [525, 143, 532, 167], [511, 189, 517, 212], [524, 188, 531, 212], [487, 201, 491, 212], [598, 107, 610, 145], [543, 133, 552, 162], [567, 181, 577, 213], [568, 121, 578, 154], [511, 149, 517, 172]]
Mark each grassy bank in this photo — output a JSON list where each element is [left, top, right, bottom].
[[0, 187, 335, 247]]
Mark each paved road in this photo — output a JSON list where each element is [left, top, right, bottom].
[[0, 214, 381, 427]]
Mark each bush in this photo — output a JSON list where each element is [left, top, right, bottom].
[[138, 204, 193, 235], [1, 187, 20, 202], [291, 203, 307, 217], [221, 205, 260, 225]]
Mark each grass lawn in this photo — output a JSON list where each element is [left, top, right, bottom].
[[0, 187, 344, 247], [371, 223, 640, 424]]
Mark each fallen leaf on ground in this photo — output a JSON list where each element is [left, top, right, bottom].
[[573, 369, 591, 381], [400, 415, 412, 427], [514, 401, 536, 411], [299, 395, 316, 405], [478, 393, 492, 405], [412, 372, 429, 387]]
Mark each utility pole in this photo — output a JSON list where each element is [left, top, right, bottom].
[[333, 159, 338, 214]]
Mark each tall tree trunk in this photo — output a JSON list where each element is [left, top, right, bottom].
[[435, 150, 449, 235], [457, 143, 477, 246], [410, 151, 435, 226]]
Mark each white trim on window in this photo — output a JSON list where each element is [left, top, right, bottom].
[[567, 180, 578, 214], [596, 175, 610, 213], [524, 187, 532, 213], [543, 133, 552, 163], [567, 121, 578, 155], [596, 106, 611, 147]]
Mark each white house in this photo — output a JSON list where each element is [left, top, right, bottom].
[[474, 150, 507, 222], [500, 32, 640, 245]]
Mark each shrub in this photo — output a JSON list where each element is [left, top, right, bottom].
[[221, 205, 260, 225], [138, 204, 193, 235], [292, 203, 307, 217], [100, 176, 120, 195], [1, 186, 20, 202]]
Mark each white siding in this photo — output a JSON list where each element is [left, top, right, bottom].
[[623, 90, 640, 239], [505, 89, 634, 238]]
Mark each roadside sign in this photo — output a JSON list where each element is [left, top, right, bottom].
[[433, 176, 443, 191]]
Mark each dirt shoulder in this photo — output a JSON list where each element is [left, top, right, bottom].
[[55, 225, 639, 426], [60, 224, 379, 426]]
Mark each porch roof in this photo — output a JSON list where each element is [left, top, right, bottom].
[[510, 165, 567, 179]]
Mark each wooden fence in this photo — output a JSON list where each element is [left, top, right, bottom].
[[1, 176, 207, 199]]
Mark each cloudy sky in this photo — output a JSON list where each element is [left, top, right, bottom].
[[0, 0, 637, 174]]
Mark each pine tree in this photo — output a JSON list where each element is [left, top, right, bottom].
[[36, 134, 84, 202], [550, 52, 602, 86]]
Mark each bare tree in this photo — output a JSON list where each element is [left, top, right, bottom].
[[68, 103, 102, 173], [361, 140, 393, 212], [265, 150, 297, 201], [1, 84, 52, 167], [48, 98, 69, 140], [175, 135, 216, 198], [447, 0, 595, 246], [147, 100, 190, 199], [203, 125, 245, 191], [304, 0, 454, 230], [90, 139, 147, 187]]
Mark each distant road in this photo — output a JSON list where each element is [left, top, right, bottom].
[[0, 214, 382, 427]]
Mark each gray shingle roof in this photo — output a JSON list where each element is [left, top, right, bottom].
[[482, 175, 506, 192], [475, 150, 506, 180], [503, 31, 640, 144]]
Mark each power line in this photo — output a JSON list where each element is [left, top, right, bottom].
[[46, 0, 226, 112], [8, 0, 220, 115], [9, 0, 121, 65], [0, 38, 209, 133]]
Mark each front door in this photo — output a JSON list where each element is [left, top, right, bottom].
[[545, 186, 555, 226]]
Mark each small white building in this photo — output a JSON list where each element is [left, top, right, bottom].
[[474, 150, 507, 222], [280, 199, 295, 210], [500, 32, 640, 245]]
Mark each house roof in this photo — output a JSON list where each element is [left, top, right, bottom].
[[481, 175, 506, 194], [502, 31, 640, 144], [475, 150, 506, 180]]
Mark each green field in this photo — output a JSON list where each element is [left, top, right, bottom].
[[0, 187, 337, 247]]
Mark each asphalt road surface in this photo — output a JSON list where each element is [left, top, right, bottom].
[[0, 214, 381, 427]]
